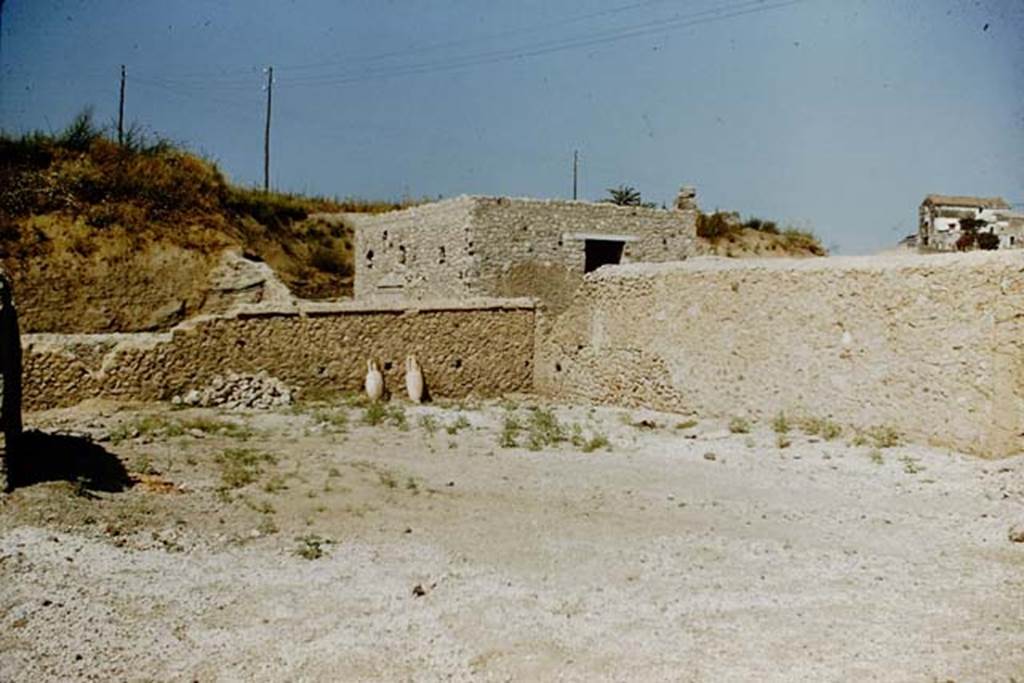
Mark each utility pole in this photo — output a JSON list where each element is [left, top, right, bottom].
[[117, 64, 126, 145], [263, 66, 273, 193], [572, 149, 578, 200]]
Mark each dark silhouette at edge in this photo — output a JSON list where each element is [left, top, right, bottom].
[[1, 271, 131, 492]]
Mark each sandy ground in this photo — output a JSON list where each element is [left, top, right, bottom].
[[1, 397, 1022, 682]]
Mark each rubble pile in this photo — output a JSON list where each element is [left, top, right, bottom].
[[173, 371, 292, 410]]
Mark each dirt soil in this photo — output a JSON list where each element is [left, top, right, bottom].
[[1, 398, 1022, 681]]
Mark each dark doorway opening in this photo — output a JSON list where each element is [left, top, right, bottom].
[[584, 239, 625, 273]]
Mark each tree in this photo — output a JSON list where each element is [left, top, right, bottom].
[[956, 217, 987, 251], [605, 185, 642, 206], [977, 232, 1000, 250]]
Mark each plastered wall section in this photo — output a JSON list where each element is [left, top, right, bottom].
[[351, 199, 479, 300], [22, 298, 535, 411], [537, 252, 1024, 458]]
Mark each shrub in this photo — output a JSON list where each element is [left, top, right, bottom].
[[977, 232, 1000, 250], [744, 217, 780, 234], [310, 246, 351, 276], [56, 107, 103, 152], [697, 211, 742, 240], [781, 228, 826, 255], [226, 187, 309, 231], [772, 412, 791, 434]]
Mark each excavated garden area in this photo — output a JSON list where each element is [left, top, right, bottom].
[[2, 397, 1022, 681]]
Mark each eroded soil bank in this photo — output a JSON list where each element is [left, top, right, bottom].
[[1, 399, 1022, 681]]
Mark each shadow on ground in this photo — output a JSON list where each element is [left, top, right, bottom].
[[5, 430, 132, 492]]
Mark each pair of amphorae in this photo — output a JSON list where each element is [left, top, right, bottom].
[[364, 356, 424, 403]]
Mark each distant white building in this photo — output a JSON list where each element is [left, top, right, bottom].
[[918, 194, 1024, 251]]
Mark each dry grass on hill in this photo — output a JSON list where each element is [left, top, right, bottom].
[[0, 110, 418, 317], [697, 210, 827, 257]]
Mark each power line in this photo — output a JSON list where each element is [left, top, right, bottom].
[[137, 0, 808, 91], [274, 0, 808, 89], [273, 0, 683, 75], [125, 0, 684, 84]]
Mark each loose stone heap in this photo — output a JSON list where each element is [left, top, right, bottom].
[[174, 371, 292, 410]]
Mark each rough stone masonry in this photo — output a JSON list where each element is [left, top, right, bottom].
[[537, 250, 1024, 458], [350, 191, 699, 310], [21, 298, 536, 411]]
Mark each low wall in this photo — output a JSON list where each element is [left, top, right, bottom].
[[537, 252, 1024, 458], [23, 298, 535, 411]]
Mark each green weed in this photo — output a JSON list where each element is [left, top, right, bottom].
[[446, 414, 471, 435], [868, 426, 901, 449], [294, 534, 330, 560], [418, 415, 439, 436], [772, 412, 791, 434], [312, 408, 348, 433], [216, 448, 276, 489], [499, 414, 522, 448], [900, 455, 924, 474], [728, 417, 751, 434], [525, 407, 566, 451]]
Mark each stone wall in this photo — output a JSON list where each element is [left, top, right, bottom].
[[352, 195, 697, 309], [351, 199, 477, 301], [537, 251, 1024, 458], [471, 197, 697, 310], [22, 298, 535, 411]]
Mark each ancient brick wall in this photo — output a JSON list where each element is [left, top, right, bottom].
[[536, 251, 1024, 458], [22, 298, 535, 411]]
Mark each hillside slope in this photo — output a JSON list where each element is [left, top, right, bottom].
[[0, 114, 405, 333]]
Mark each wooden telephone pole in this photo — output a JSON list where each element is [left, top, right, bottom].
[[263, 66, 273, 192], [572, 149, 578, 200], [117, 64, 126, 145]]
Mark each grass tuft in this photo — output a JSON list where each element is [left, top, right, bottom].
[[216, 448, 276, 490], [728, 417, 751, 434]]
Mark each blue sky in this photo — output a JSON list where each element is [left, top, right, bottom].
[[2, 0, 1022, 253]]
